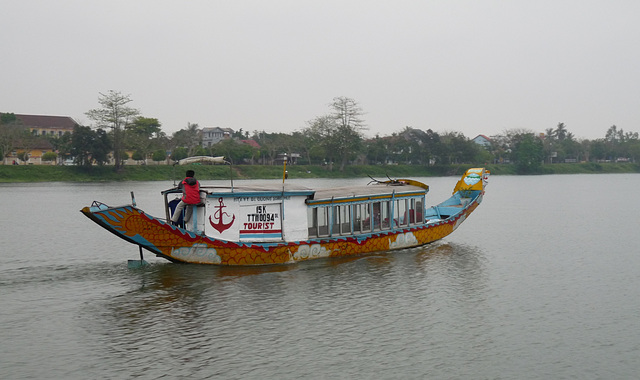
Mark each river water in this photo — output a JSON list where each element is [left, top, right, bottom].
[[1, 174, 639, 379]]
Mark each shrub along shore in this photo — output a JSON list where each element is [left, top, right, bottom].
[[1, 162, 639, 183]]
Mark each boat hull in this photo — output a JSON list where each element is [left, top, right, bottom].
[[80, 193, 482, 265]]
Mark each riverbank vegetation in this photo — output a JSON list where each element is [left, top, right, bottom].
[[1, 162, 638, 183]]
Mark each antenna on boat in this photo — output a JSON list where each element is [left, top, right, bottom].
[[171, 157, 178, 187], [226, 157, 234, 192], [282, 153, 288, 184]]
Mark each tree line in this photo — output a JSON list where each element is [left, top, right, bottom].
[[2, 91, 640, 174]]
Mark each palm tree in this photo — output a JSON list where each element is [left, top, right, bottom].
[[555, 123, 568, 141], [544, 128, 556, 141]]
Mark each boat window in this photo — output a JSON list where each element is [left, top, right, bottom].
[[307, 208, 317, 236], [354, 203, 371, 233], [378, 201, 391, 230], [366, 202, 379, 231], [340, 205, 352, 235], [332, 206, 340, 235], [371, 202, 385, 231], [358, 203, 374, 232], [396, 199, 408, 227], [321, 207, 331, 236], [308, 207, 330, 237], [319, 207, 330, 236], [353, 203, 363, 233], [330, 205, 351, 236], [406, 198, 424, 224]]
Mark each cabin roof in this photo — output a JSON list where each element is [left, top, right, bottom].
[[312, 183, 427, 201], [196, 182, 427, 200]]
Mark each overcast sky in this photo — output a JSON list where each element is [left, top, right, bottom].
[[3, 0, 639, 140]]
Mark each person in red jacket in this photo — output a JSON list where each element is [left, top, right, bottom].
[[171, 170, 202, 225]]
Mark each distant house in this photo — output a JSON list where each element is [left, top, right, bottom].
[[19, 139, 57, 165], [13, 114, 77, 137], [472, 134, 492, 148], [201, 127, 233, 147], [1, 113, 77, 165], [240, 139, 261, 149]]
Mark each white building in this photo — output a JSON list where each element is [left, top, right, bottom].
[[472, 134, 492, 148], [201, 127, 233, 147]]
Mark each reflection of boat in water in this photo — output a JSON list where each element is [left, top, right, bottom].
[[81, 167, 489, 266]]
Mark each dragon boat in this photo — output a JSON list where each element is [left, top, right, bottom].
[[81, 166, 489, 265]]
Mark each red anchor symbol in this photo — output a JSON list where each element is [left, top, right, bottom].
[[209, 197, 235, 233]]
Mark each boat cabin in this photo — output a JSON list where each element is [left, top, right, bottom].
[[306, 185, 427, 238], [162, 182, 430, 243]]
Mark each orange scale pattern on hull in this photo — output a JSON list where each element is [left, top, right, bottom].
[[215, 245, 292, 266], [91, 207, 202, 258]]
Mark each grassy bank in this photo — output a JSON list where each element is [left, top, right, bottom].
[[0, 162, 638, 183]]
